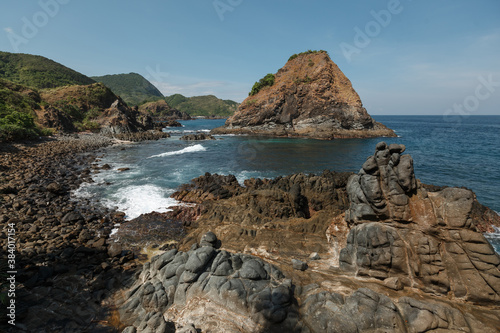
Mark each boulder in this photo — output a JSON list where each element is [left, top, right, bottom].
[[180, 133, 216, 141], [118, 232, 298, 332]]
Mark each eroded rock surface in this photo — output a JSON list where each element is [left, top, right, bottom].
[[118, 233, 299, 332], [341, 142, 500, 303], [115, 142, 500, 332]]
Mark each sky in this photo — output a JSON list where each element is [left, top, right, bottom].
[[1, 0, 499, 115]]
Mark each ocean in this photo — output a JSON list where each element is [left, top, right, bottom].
[[74, 115, 500, 252]]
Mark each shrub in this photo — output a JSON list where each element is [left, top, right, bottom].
[[249, 73, 275, 96], [293, 76, 313, 85], [245, 99, 258, 106], [288, 50, 329, 62], [0, 110, 36, 129], [84, 107, 101, 120], [0, 123, 39, 141], [0, 111, 51, 141]]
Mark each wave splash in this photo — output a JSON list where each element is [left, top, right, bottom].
[[148, 144, 206, 158], [103, 184, 178, 220]]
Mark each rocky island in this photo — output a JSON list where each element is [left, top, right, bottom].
[[212, 50, 396, 139]]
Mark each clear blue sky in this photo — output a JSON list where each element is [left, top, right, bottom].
[[1, 0, 499, 115]]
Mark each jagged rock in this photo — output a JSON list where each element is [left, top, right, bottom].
[[163, 119, 183, 127], [172, 173, 241, 203], [346, 142, 416, 224], [180, 133, 216, 141], [340, 142, 500, 303], [139, 99, 191, 120], [111, 130, 171, 142], [212, 51, 395, 139], [98, 99, 144, 134], [35, 106, 76, 132]]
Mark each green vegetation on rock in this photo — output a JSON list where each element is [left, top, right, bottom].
[[91, 73, 164, 106], [0, 78, 48, 141], [164, 94, 238, 117], [0, 51, 95, 89], [249, 73, 275, 96], [288, 50, 329, 62]]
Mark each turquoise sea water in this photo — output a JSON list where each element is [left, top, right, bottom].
[[75, 115, 500, 252]]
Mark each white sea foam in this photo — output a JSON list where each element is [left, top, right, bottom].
[[148, 144, 206, 158], [235, 170, 265, 186], [164, 129, 211, 134], [485, 225, 500, 237], [103, 184, 178, 220]]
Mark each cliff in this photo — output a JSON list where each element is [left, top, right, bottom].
[[212, 51, 395, 139], [139, 99, 191, 120], [39, 83, 149, 134]]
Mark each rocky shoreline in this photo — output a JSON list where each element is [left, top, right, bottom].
[[115, 142, 500, 332], [0, 134, 174, 332], [1, 136, 500, 332]]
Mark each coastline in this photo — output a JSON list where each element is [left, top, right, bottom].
[[0, 134, 144, 332], [2, 133, 499, 331]]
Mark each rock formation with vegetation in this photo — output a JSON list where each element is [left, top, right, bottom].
[[212, 50, 395, 139]]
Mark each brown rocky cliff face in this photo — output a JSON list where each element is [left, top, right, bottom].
[[212, 52, 395, 139], [138, 99, 191, 120], [40, 83, 149, 134]]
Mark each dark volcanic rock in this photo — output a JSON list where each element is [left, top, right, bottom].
[[163, 119, 183, 127], [0, 134, 138, 332], [180, 133, 216, 141], [110, 130, 171, 142], [173, 171, 352, 259]]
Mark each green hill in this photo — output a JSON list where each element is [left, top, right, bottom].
[[0, 78, 49, 141], [0, 51, 95, 89], [91, 73, 164, 106], [164, 94, 238, 117]]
